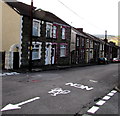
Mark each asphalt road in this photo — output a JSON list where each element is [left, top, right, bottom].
[[1, 63, 119, 115]]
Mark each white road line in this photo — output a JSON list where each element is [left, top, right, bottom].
[[107, 92, 115, 96], [86, 89, 118, 114], [111, 90, 117, 93], [87, 106, 99, 114], [96, 100, 106, 106], [89, 80, 98, 83], [102, 96, 111, 100]]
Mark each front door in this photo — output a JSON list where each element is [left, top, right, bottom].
[[13, 52, 19, 69], [45, 44, 52, 65], [51, 45, 56, 64]]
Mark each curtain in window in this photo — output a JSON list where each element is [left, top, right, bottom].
[[60, 45, 66, 57], [32, 20, 40, 36]]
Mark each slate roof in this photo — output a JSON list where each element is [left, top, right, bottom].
[[71, 27, 87, 38], [33, 10, 70, 26], [6, 1, 70, 26], [86, 33, 105, 43], [6, 1, 36, 16]]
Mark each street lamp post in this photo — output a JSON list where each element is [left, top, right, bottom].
[[29, 0, 33, 71]]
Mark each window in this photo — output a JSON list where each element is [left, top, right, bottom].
[[77, 37, 80, 46], [32, 19, 41, 37], [32, 42, 42, 60], [62, 27, 65, 39], [82, 50, 85, 59], [90, 40, 93, 48], [90, 50, 93, 59], [53, 25, 57, 38], [60, 45, 66, 57], [82, 38, 84, 46], [86, 39, 89, 48], [100, 44, 102, 50], [46, 22, 52, 38]]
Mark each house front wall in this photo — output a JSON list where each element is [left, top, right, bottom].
[[70, 29, 77, 64], [93, 41, 100, 63], [71, 29, 76, 52], [1, 1, 21, 52], [85, 38, 90, 63], [21, 16, 71, 68], [89, 39, 94, 61]]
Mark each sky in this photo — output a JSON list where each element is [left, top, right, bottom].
[[18, 0, 119, 36]]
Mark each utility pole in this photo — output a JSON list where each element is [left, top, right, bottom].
[[104, 30, 107, 57], [105, 30, 107, 41], [29, 0, 33, 71]]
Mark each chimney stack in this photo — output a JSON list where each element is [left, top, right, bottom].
[[76, 28, 83, 32]]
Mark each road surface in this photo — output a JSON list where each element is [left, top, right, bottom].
[[1, 63, 119, 115]]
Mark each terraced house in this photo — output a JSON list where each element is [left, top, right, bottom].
[[70, 27, 87, 65], [1, 1, 71, 69], [1, 0, 119, 70]]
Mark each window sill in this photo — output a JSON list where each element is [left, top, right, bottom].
[[32, 59, 41, 61], [60, 56, 67, 58], [32, 35, 40, 38]]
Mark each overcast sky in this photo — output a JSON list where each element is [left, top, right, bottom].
[[18, 0, 119, 36]]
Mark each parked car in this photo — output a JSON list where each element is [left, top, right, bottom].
[[98, 57, 108, 64], [112, 58, 120, 63]]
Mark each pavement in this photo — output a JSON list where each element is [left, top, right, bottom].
[[96, 91, 119, 114], [1, 63, 119, 115], [1, 63, 94, 73], [81, 89, 119, 116]]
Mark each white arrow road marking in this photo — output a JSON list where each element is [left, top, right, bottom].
[[1, 97, 40, 112]]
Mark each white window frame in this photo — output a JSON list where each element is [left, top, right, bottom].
[[90, 40, 93, 48], [100, 44, 102, 50], [77, 37, 79, 46], [53, 25, 57, 38], [81, 38, 84, 46], [46, 22, 53, 38], [62, 27, 65, 39], [32, 19, 41, 37], [32, 42, 42, 60], [60, 45, 66, 57], [86, 39, 89, 48]]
